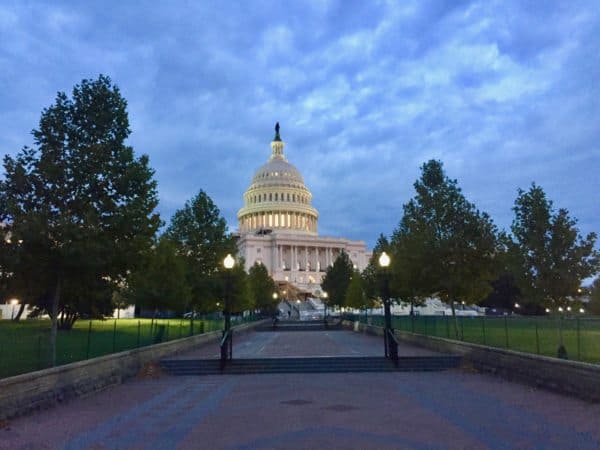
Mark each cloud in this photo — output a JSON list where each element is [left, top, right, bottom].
[[1, 0, 599, 250]]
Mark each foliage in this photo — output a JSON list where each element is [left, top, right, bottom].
[[345, 270, 374, 310], [321, 251, 353, 308], [0, 74, 160, 361], [362, 234, 391, 304], [510, 184, 599, 309], [220, 261, 253, 314], [478, 272, 521, 312], [589, 277, 600, 315], [166, 190, 236, 312], [392, 160, 501, 335], [125, 236, 191, 313], [247, 262, 277, 315]]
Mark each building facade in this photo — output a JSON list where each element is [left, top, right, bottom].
[[236, 124, 370, 296]]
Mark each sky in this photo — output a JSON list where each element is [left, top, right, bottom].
[[1, 0, 599, 249]]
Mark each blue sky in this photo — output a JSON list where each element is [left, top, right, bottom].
[[1, 0, 599, 249]]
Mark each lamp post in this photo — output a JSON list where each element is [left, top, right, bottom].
[[222, 253, 235, 363], [378, 251, 397, 363], [322, 291, 328, 324]]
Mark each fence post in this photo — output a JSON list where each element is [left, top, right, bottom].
[[411, 314, 415, 333], [446, 315, 450, 338], [86, 320, 92, 359], [137, 320, 141, 348], [112, 320, 117, 353], [37, 335, 43, 370], [179, 318, 183, 339], [504, 316, 509, 348], [535, 321, 540, 354], [166, 322, 170, 341], [577, 317, 581, 361], [482, 316, 486, 345], [460, 316, 464, 341]]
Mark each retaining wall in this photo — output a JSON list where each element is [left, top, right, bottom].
[[344, 320, 600, 402], [0, 320, 266, 420]]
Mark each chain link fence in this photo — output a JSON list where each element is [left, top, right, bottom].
[[352, 314, 600, 364], [0, 315, 260, 379]]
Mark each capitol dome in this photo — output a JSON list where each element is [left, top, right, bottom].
[[237, 123, 318, 235]]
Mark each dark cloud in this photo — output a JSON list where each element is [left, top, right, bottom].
[[1, 0, 599, 250]]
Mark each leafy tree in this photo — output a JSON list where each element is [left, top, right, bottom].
[[395, 160, 500, 336], [247, 262, 277, 315], [125, 236, 191, 314], [511, 184, 599, 309], [363, 234, 391, 303], [478, 273, 521, 312], [345, 269, 373, 311], [0, 75, 160, 364], [321, 251, 353, 308], [166, 190, 236, 312], [589, 277, 600, 315], [220, 260, 253, 314]]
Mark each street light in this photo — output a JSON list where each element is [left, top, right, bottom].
[[378, 251, 397, 364], [221, 253, 235, 365], [322, 291, 328, 324]]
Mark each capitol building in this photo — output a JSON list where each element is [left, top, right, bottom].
[[236, 124, 371, 297]]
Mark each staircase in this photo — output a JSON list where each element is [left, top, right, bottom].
[[160, 355, 462, 375]]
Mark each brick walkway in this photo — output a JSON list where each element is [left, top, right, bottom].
[[2, 329, 599, 449]]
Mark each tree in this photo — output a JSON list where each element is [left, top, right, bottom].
[[125, 236, 191, 314], [589, 277, 600, 315], [363, 234, 390, 303], [247, 262, 277, 315], [511, 184, 599, 309], [0, 75, 160, 364], [345, 270, 373, 311], [321, 251, 353, 308], [478, 273, 521, 312], [166, 190, 236, 312], [395, 160, 500, 336]]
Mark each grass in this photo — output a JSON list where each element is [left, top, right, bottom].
[[379, 315, 600, 364], [0, 317, 227, 379]]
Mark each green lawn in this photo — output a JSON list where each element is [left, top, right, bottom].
[[379, 315, 600, 364], [0, 317, 228, 379]]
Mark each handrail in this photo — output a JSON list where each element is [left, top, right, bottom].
[[386, 328, 399, 366], [220, 329, 233, 370]]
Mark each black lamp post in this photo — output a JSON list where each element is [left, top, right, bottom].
[[322, 291, 328, 325], [221, 253, 235, 363], [378, 251, 397, 363]]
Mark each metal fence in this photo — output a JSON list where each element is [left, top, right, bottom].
[[352, 314, 600, 364], [0, 315, 260, 379]]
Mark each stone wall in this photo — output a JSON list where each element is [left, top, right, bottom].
[[0, 320, 266, 420], [344, 320, 600, 402]]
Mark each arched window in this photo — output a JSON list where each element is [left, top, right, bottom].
[[269, 193, 272, 201], [275, 193, 278, 201]]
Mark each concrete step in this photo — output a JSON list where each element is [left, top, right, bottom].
[[160, 356, 462, 375]]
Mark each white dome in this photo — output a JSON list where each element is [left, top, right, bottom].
[[237, 124, 318, 235]]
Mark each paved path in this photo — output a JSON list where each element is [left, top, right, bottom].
[[175, 329, 441, 359], [2, 329, 599, 449]]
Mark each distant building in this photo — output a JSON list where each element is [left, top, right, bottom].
[[236, 124, 370, 296]]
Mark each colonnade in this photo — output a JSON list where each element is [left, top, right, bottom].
[[240, 211, 317, 233], [274, 244, 342, 273]]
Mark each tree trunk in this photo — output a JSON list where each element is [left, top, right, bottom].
[[12, 303, 26, 321], [50, 278, 61, 367], [451, 300, 459, 339]]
